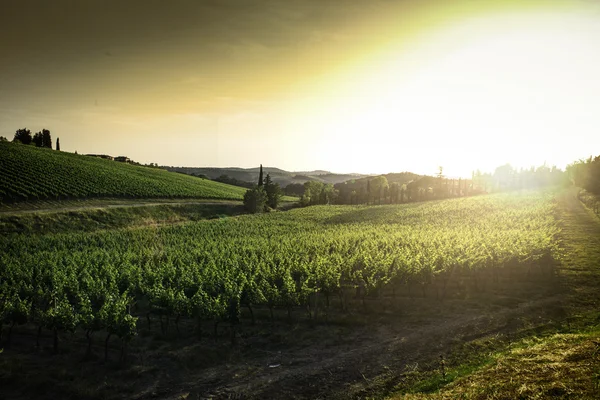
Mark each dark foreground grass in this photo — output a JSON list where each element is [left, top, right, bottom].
[[388, 188, 600, 400]]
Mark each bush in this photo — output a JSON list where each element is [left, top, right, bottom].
[[243, 186, 267, 213]]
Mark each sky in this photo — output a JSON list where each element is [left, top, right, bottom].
[[1, 0, 600, 177]]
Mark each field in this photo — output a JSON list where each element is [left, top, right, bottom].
[[1, 192, 558, 344], [0, 142, 247, 202], [2, 188, 593, 399]]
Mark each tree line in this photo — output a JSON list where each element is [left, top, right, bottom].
[[298, 163, 569, 207], [4, 128, 60, 151], [227, 161, 572, 210], [567, 155, 600, 195]]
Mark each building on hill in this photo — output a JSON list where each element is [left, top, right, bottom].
[[85, 154, 114, 160], [115, 156, 131, 163]]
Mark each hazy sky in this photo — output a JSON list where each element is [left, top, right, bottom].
[[2, 0, 600, 177]]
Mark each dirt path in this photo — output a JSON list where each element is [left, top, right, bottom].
[[0, 199, 243, 215]]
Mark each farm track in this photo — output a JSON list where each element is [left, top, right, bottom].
[[0, 199, 243, 215]]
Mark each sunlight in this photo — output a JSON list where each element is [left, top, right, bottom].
[[289, 8, 600, 176]]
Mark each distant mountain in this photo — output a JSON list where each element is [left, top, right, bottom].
[[163, 166, 370, 188], [294, 170, 336, 176]]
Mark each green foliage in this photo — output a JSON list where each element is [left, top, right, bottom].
[[0, 191, 560, 347], [32, 132, 44, 147], [264, 173, 282, 209], [301, 181, 337, 206], [12, 128, 32, 145], [44, 295, 78, 334], [568, 155, 600, 195], [99, 293, 137, 341], [0, 141, 246, 202], [42, 129, 52, 149], [369, 176, 389, 204], [243, 186, 267, 213], [1, 294, 30, 328]]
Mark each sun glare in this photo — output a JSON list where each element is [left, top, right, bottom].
[[284, 8, 600, 177]]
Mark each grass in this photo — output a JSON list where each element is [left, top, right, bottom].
[[578, 189, 600, 218], [0, 202, 248, 234], [387, 188, 600, 400], [393, 326, 600, 399]]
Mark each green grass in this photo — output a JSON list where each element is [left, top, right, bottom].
[[0, 202, 246, 234], [0, 141, 247, 202]]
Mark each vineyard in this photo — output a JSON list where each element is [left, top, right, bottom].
[[0, 191, 559, 359], [0, 141, 246, 202]]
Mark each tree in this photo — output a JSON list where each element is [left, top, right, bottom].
[[258, 164, 264, 187], [264, 173, 282, 209], [301, 181, 337, 206], [284, 183, 304, 197], [13, 128, 32, 145], [436, 166, 445, 198], [214, 174, 254, 189], [390, 182, 400, 203], [493, 164, 515, 191], [366, 179, 371, 205], [370, 176, 389, 205], [0, 136, 7, 142], [569, 156, 600, 195], [56, 137, 60, 151], [32, 132, 44, 147], [42, 129, 52, 148], [243, 186, 267, 213]]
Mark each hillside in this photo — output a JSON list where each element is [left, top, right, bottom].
[[0, 142, 246, 202], [165, 166, 367, 187]]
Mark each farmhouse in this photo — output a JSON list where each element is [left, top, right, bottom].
[[85, 154, 113, 160]]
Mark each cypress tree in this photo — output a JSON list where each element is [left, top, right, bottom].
[[258, 164, 264, 186], [42, 129, 52, 148], [56, 137, 60, 151]]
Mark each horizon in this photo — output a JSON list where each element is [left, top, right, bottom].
[[2, 0, 600, 177]]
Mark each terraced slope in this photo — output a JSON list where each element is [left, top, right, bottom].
[[0, 142, 246, 202]]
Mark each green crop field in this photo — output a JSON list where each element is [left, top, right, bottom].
[[0, 191, 558, 352], [0, 142, 247, 202], [3, 187, 597, 400]]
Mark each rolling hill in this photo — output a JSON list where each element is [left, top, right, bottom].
[[0, 142, 247, 203], [165, 166, 367, 188]]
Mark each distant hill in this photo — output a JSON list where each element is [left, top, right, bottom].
[[164, 166, 368, 188], [0, 142, 246, 203]]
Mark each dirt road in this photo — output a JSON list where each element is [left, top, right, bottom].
[[0, 199, 243, 215]]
